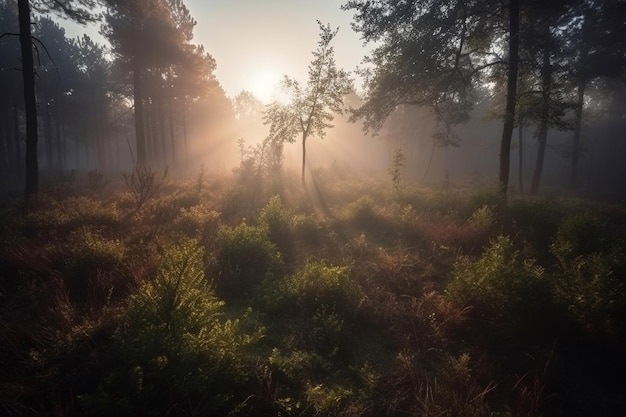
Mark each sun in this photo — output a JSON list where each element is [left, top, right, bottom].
[[245, 67, 283, 103]]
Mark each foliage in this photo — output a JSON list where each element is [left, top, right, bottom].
[[550, 213, 626, 335], [81, 239, 262, 416], [121, 165, 168, 212], [263, 21, 353, 183], [446, 235, 552, 336], [212, 222, 283, 299], [2, 175, 626, 417], [258, 195, 293, 248], [388, 147, 406, 192]]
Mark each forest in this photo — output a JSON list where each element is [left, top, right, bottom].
[[1, 0, 625, 416]]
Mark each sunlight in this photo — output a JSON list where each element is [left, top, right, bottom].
[[245, 67, 283, 104]]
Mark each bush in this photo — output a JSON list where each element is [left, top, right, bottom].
[[64, 227, 126, 307], [446, 235, 552, 338], [291, 213, 321, 244], [81, 239, 262, 416], [258, 195, 293, 251], [213, 222, 283, 299], [551, 215, 626, 335]]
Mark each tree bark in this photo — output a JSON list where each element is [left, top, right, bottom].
[[18, 0, 39, 200], [132, 54, 146, 167], [498, 0, 520, 198], [530, 40, 552, 195], [518, 123, 524, 195], [301, 133, 307, 184], [42, 94, 54, 169], [13, 99, 22, 176]]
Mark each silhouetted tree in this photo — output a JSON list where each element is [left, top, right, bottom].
[[344, 0, 522, 197], [263, 21, 352, 184], [13, 0, 98, 200], [565, 0, 626, 190]]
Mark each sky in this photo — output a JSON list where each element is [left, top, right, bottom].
[[61, 0, 370, 102]]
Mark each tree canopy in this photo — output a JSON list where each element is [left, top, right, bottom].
[[263, 21, 353, 184]]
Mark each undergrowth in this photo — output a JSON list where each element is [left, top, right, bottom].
[[0, 170, 624, 417]]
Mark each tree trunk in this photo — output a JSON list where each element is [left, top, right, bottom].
[[168, 96, 176, 168], [531, 127, 548, 195], [42, 95, 54, 169], [132, 54, 146, 167], [18, 0, 39, 200], [55, 104, 65, 170], [570, 79, 585, 190], [13, 99, 22, 176], [498, 0, 520, 198], [301, 133, 307, 184], [518, 123, 524, 194], [158, 95, 167, 168], [182, 100, 189, 165], [530, 40, 551, 196]]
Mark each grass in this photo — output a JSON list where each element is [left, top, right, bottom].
[[0, 169, 625, 416]]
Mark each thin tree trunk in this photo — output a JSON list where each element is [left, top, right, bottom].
[[158, 95, 167, 168], [42, 95, 54, 169], [518, 123, 524, 194], [423, 139, 436, 181], [168, 96, 176, 168], [182, 101, 188, 165], [0, 108, 7, 171], [132, 53, 146, 167], [530, 42, 552, 196], [13, 99, 22, 176], [498, 0, 520, 198], [18, 0, 39, 200], [531, 127, 548, 195], [55, 104, 64, 170], [301, 133, 307, 184], [571, 79, 585, 190]]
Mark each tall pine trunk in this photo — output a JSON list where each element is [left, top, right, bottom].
[[132, 53, 146, 167], [530, 42, 551, 195], [498, 0, 520, 198], [18, 0, 39, 200]]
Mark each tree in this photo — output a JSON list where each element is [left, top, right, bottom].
[[263, 21, 353, 184], [565, 0, 626, 190], [12, 0, 98, 200], [343, 0, 521, 197], [0, 1, 22, 178]]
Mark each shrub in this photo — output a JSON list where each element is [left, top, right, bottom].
[[86, 170, 110, 194], [553, 212, 607, 256], [551, 218, 626, 335], [174, 205, 220, 240], [64, 227, 126, 307], [446, 235, 552, 337], [279, 260, 359, 317], [291, 213, 321, 244], [468, 204, 496, 230], [258, 195, 293, 250], [213, 222, 283, 299], [81, 239, 262, 416], [121, 165, 168, 212]]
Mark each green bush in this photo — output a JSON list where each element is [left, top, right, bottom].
[[446, 235, 551, 336], [281, 260, 358, 316], [258, 195, 293, 251], [213, 222, 283, 299], [291, 213, 321, 244], [64, 227, 126, 306], [551, 215, 626, 335], [174, 204, 220, 240], [553, 212, 607, 256], [81, 239, 262, 416]]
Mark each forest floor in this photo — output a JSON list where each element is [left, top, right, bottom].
[[1, 166, 625, 417]]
